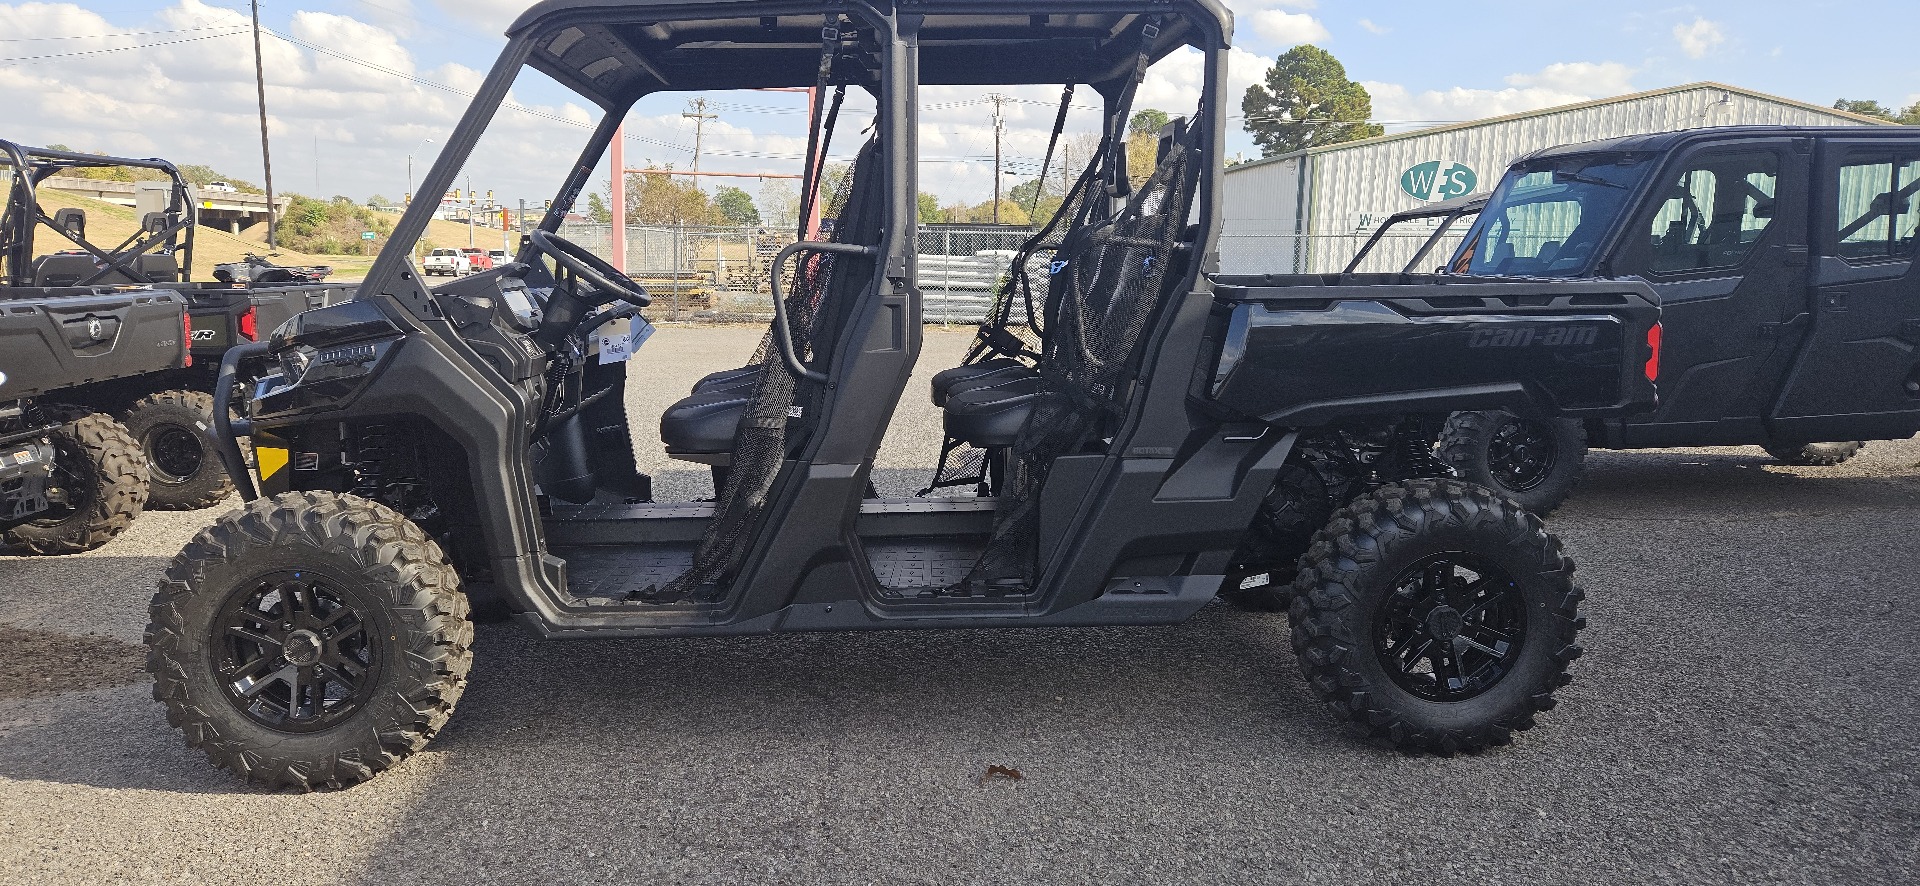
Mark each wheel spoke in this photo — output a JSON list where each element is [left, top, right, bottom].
[[225, 625, 282, 647], [228, 655, 276, 682], [241, 664, 296, 698]]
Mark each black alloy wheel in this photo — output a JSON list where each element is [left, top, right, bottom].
[[1485, 419, 1558, 493], [214, 570, 382, 733], [146, 425, 207, 486], [1373, 552, 1527, 703]]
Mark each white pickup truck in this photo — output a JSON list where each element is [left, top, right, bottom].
[[422, 248, 469, 277]]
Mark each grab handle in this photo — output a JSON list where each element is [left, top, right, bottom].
[[768, 241, 878, 384]]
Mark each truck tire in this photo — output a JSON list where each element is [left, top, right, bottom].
[[146, 492, 473, 790], [5, 406, 150, 555], [1763, 441, 1865, 467], [1289, 479, 1585, 754], [1438, 411, 1587, 516], [122, 390, 235, 511]]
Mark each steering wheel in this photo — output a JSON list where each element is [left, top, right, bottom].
[[528, 229, 650, 308]]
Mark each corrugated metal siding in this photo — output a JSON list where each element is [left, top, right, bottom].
[[1218, 155, 1301, 274], [1223, 85, 1884, 273]]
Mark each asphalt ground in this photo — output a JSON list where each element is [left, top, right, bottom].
[[2, 325, 1916, 884]]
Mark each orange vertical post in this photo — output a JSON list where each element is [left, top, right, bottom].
[[609, 122, 628, 272]]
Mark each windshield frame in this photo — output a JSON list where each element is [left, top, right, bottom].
[[1449, 151, 1656, 279]]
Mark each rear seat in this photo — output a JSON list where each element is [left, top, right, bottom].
[[942, 369, 1044, 448]]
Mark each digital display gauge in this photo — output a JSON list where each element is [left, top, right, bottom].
[[497, 281, 542, 331]]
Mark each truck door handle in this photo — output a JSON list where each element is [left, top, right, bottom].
[[1759, 314, 1808, 337]]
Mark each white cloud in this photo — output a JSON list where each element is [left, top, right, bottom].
[[1673, 17, 1725, 59], [1364, 62, 1638, 128], [1247, 10, 1330, 46], [1357, 18, 1388, 35], [430, 0, 525, 34]]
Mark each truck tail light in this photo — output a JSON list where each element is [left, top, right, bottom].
[[182, 313, 193, 368], [239, 306, 259, 342], [1645, 322, 1663, 382]]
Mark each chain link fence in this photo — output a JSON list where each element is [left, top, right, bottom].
[[555, 222, 1037, 323]]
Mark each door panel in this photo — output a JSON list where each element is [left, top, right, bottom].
[[1770, 144, 1920, 443], [1612, 141, 1810, 447]]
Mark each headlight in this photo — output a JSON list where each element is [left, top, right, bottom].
[[278, 345, 315, 383]]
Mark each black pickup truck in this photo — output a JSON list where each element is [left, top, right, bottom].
[[1, 287, 187, 553], [1348, 126, 1920, 512], [1, 140, 354, 509]]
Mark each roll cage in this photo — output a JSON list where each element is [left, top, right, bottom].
[[0, 140, 199, 287]]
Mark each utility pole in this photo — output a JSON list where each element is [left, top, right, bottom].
[[989, 93, 1008, 225], [249, 0, 277, 249], [466, 176, 476, 248], [682, 97, 718, 173]]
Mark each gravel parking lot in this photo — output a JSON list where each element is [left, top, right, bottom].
[[2, 325, 1916, 884]]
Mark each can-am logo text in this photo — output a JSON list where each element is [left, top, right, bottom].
[[1401, 160, 1477, 202], [1468, 326, 1599, 348]]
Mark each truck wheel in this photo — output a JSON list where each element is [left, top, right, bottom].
[[1763, 441, 1865, 466], [1289, 479, 1585, 754], [145, 492, 473, 790], [122, 390, 235, 511], [1437, 411, 1587, 516], [5, 406, 150, 555]]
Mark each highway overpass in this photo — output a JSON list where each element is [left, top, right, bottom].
[[39, 176, 288, 235]]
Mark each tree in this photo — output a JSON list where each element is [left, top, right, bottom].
[[917, 192, 947, 224], [585, 191, 612, 224], [621, 164, 722, 226], [1006, 179, 1064, 223], [1835, 97, 1920, 125], [1242, 45, 1384, 157], [1835, 98, 1895, 120], [1129, 108, 1171, 137], [758, 179, 800, 230], [713, 185, 761, 226]]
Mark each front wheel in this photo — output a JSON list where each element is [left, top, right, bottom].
[[1763, 441, 1865, 466], [146, 492, 473, 790], [1289, 480, 1585, 754], [4, 405, 149, 555], [1437, 411, 1587, 516]]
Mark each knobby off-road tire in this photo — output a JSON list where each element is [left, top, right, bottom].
[[1763, 441, 1865, 467], [121, 390, 235, 511], [5, 405, 150, 555], [1289, 479, 1585, 754], [146, 492, 473, 790], [1438, 410, 1588, 516]]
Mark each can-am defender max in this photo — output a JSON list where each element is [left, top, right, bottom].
[[1, 141, 355, 511], [147, 0, 1661, 789]]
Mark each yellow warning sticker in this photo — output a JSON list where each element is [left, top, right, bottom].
[[255, 446, 289, 484]]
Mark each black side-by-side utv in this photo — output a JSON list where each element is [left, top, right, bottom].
[[1, 141, 355, 510], [147, 0, 1661, 789], [2, 288, 188, 553], [1351, 128, 1920, 514]]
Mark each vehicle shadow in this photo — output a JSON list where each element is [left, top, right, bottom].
[[1565, 445, 1920, 521], [0, 600, 1318, 798]]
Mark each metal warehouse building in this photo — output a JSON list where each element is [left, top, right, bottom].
[[1219, 82, 1886, 275]]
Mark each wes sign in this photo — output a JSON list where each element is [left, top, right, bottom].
[[1400, 160, 1477, 202]]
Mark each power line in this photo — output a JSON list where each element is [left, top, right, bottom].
[[0, 28, 248, 64], [0, 24, 233, 43]]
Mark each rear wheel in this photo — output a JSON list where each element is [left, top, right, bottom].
[[5, 406, 149, 555], [122, 390, 234, 511], [1763, 441, 1865, 466], [146, 492, 472, 790], [1438, 410, 1587, 515], [1289, 480, 1585, 754]]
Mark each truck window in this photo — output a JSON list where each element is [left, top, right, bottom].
[[1458, 154, 1649, 278], [1835, 156, 1920, 263], [1643, 151, 1778, 275]]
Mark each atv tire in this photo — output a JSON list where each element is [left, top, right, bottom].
[[146, 492, 473, 790], [5, 405, 149, 555], [122, 390, 235, 511], [1763, 441, 1865, 467], [1289, 479, 1585, 754], [1438, 410, 1587, 516]]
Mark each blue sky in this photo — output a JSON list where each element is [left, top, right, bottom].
[[2, 0, 1914, 210]]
